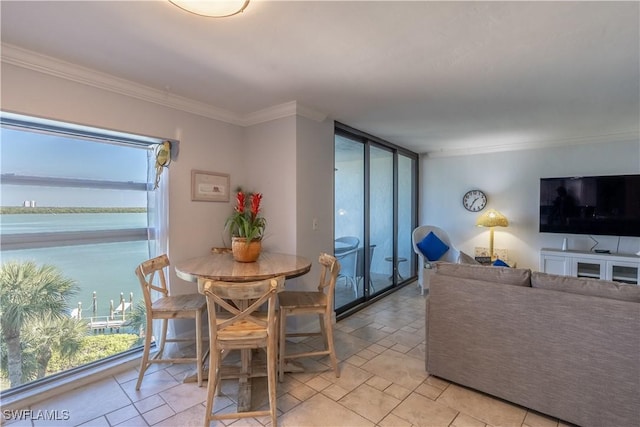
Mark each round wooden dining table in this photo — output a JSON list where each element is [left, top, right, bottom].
[[175, 250, 312, 290], [174, 250, 311, 413]]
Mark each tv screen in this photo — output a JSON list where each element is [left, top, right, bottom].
[[539, 174, 640, 237]]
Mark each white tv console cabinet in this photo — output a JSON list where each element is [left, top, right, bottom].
[[539, 248, 640, 285]]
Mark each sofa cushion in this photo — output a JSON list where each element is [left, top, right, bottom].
[[434, 262, 531, 287], [417, 231, 449, 261], [531, 271, 640, 303]]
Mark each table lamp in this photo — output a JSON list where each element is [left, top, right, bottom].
[[476, 209, 509, 261]]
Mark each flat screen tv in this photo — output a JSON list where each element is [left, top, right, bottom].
[[539, 174, 640, 237]]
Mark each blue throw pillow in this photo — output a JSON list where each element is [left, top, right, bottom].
[[493, 258, 510, 267], [417, 231, 450, 261]]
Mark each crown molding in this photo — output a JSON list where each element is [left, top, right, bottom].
[[425, 131, 640, 158], [295, 103, 329, 123], [1, 43, 243, 125], [240, 101, 327, 126], [0, 44, 326, 126]]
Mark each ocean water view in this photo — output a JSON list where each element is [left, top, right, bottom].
[[1, 213, 149, 318], [1, 117, 159, 390]]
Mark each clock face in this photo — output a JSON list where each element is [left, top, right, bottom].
[[463, 190, 487, 212]]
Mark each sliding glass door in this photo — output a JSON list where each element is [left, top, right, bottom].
[[334, 124, 418, 315], [398, 154, 417, 282], [369, 145, 394, 295], [334, 134, 364, 309]]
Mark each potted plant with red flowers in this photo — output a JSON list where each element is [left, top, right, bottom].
[[225, 190, 266, 262]]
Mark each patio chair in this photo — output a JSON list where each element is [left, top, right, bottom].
[[356, 244, 376, 294], [334, 236, 359, 253]]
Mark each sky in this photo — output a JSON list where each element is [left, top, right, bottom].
[[1, 127, 149, 207]]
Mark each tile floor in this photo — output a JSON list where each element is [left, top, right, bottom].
[[12, 283, 570, 427]]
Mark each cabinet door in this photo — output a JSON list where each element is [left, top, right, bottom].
[[606, 261, 640, 285], [541, 255, 571, 276], [571, 258, 605, 279]]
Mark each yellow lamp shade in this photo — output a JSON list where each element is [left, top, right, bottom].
[[476, 209, 509, 228]]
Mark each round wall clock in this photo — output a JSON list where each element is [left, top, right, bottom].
[[462, 190, 487, 212]]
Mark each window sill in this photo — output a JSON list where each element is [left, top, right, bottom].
[[1, 349, 142, 412]]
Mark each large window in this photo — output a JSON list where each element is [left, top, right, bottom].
[[0, 113, 168, 392], [334, 123, 418, 315]]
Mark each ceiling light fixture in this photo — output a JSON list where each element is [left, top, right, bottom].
[[169, 0, 250, 18]]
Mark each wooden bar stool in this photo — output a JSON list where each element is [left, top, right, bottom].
[[134, 254, 207, 390], [278, 253, 341, 382], [200, 275, 284, 427]]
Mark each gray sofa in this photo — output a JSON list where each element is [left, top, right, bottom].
[[426, 262, 640, 427]]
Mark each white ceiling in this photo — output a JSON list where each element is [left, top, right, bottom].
[[1, 1, 638, 155]]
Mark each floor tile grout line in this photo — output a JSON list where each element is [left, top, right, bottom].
[[112, 371, 150, 427]]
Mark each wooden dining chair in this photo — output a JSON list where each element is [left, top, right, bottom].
[[278, 252, 341, 382], [134, 254, 207, 390], [200, 275, 284, 427]]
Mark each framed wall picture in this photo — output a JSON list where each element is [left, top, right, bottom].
[[191, 170, 230, 202]]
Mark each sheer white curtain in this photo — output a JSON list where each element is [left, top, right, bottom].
[[146, 147, 175, 353], [147, 147, 169, 257]]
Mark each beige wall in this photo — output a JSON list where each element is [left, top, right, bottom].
[[295, 115, 335, 283], [244, 116, 298, 254]]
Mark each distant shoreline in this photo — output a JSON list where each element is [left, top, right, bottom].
[[0, 207, 147, 214]]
